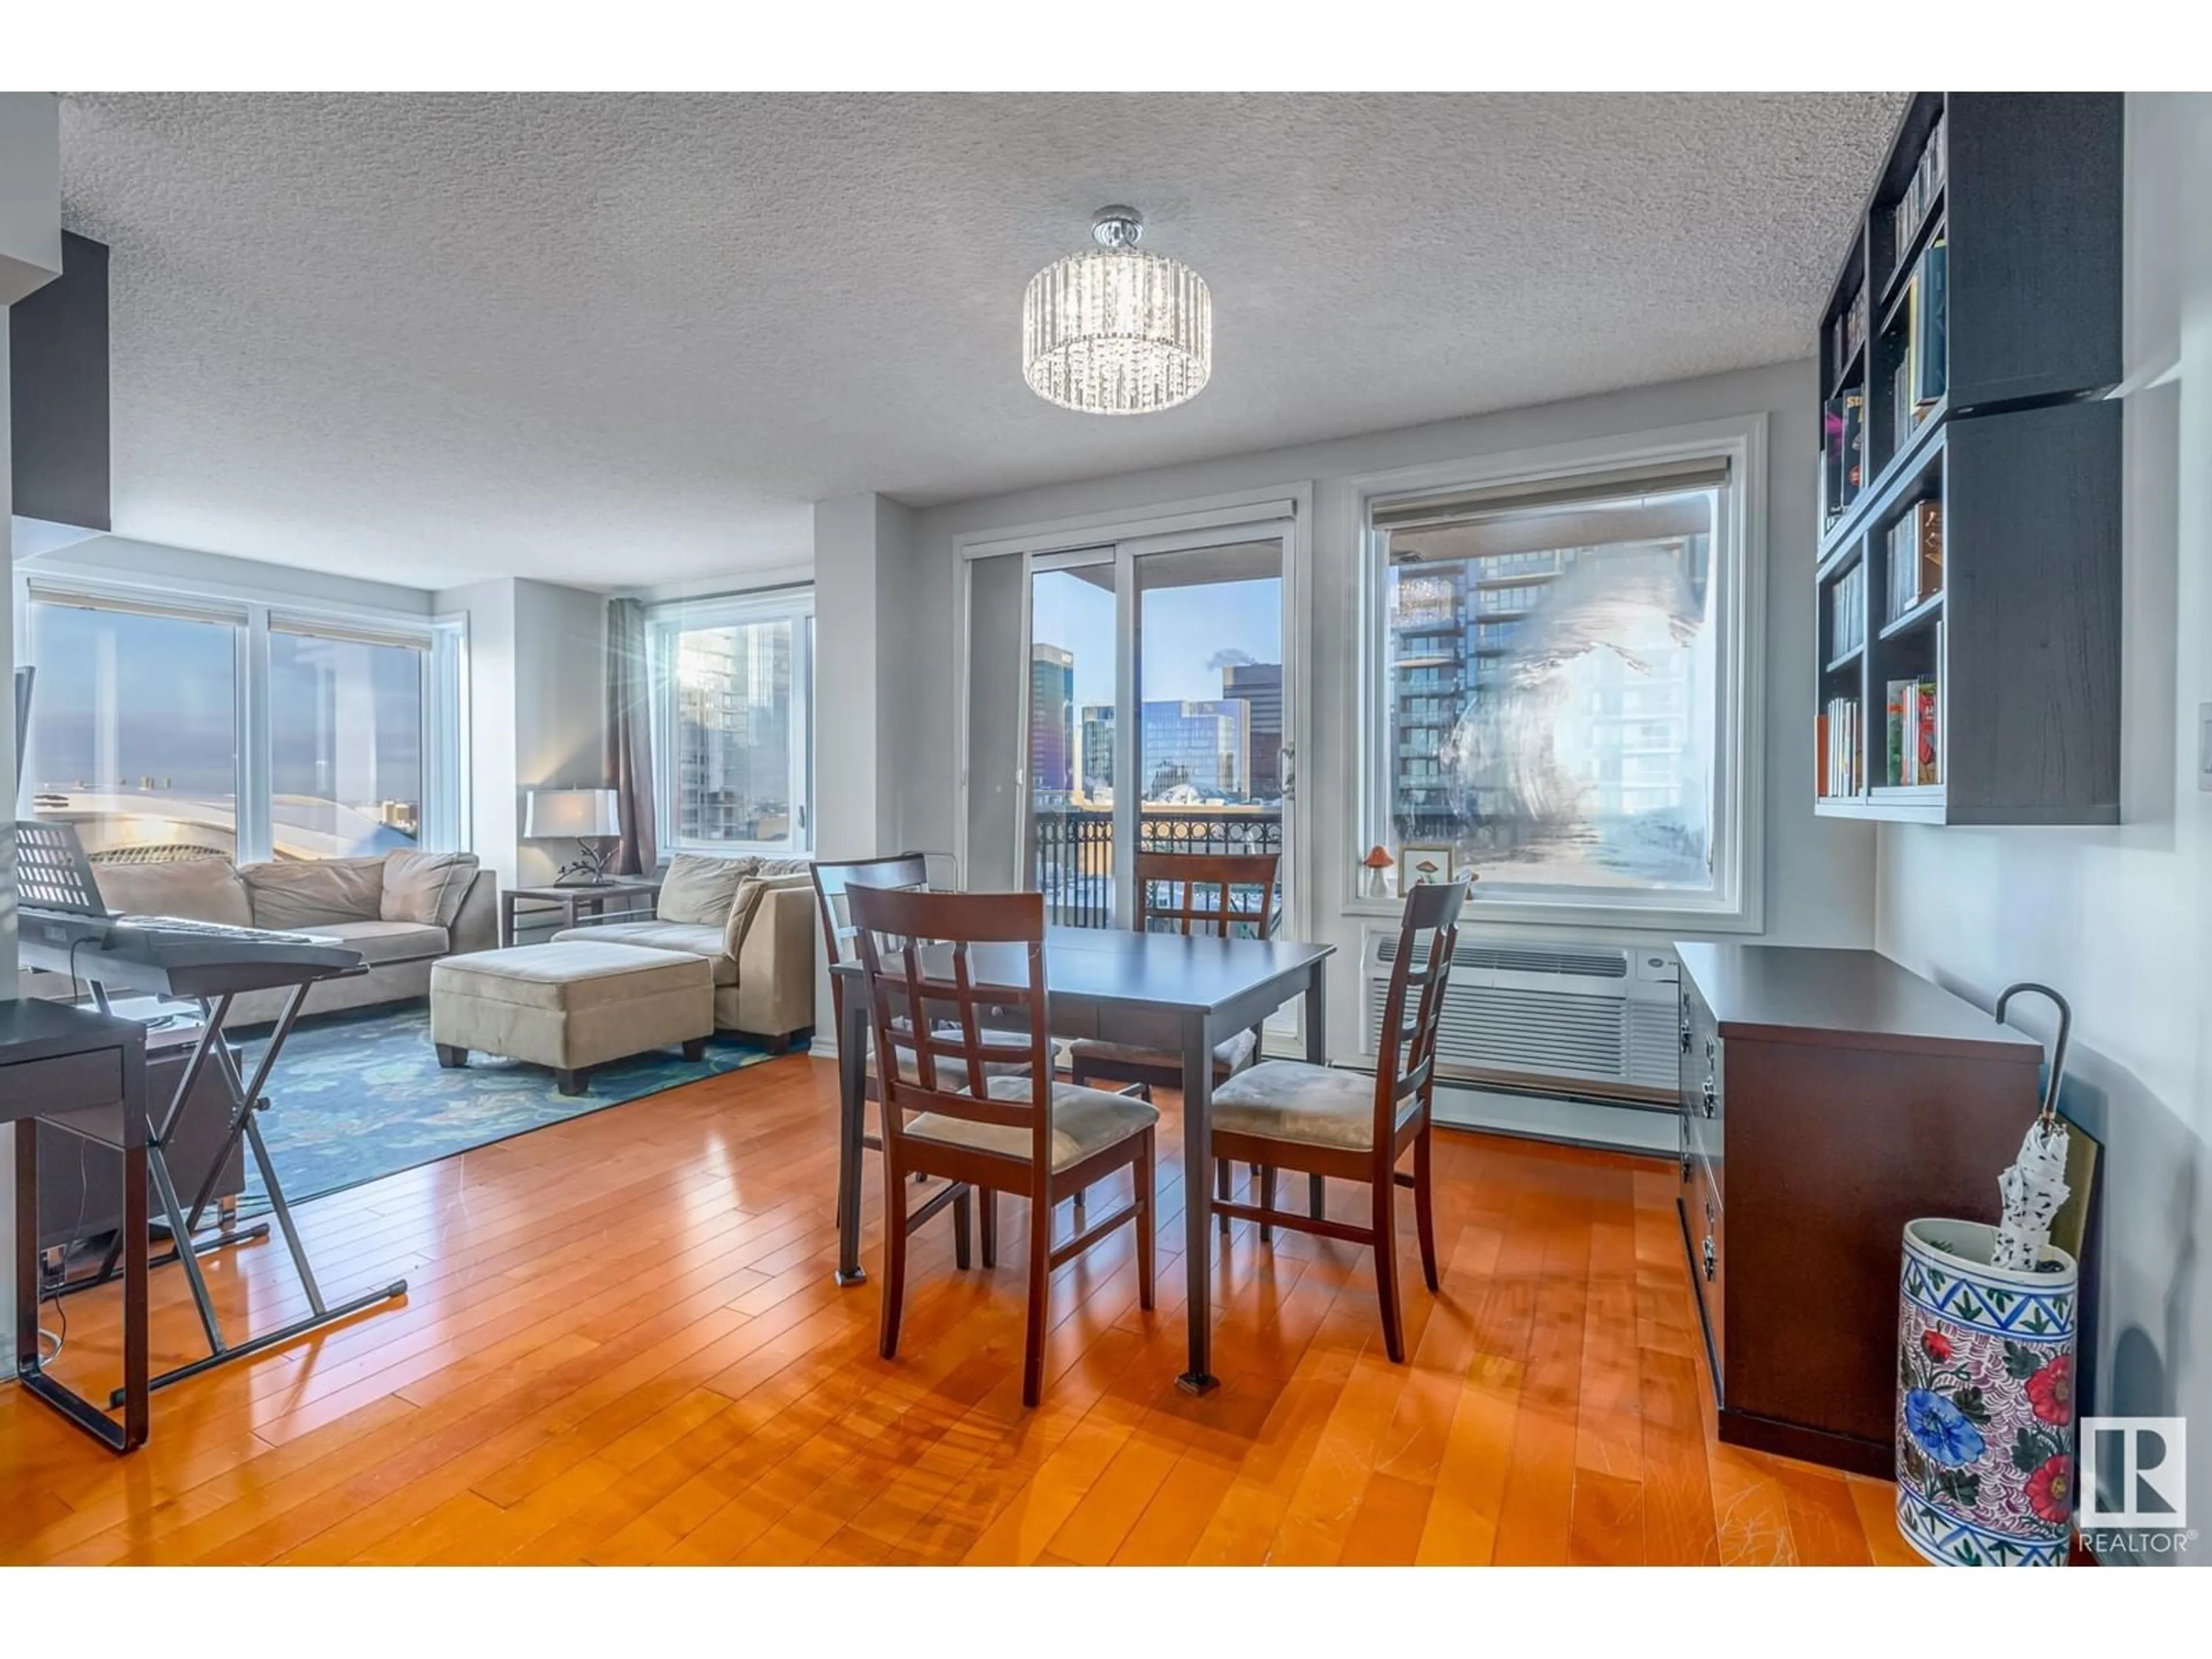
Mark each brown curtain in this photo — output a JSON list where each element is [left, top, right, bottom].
[[606, 597, 657, 876]]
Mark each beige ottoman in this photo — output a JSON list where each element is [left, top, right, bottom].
[[430, 940, 716, 1095]]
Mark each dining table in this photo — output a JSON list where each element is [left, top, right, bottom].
[[829, 924, 1335, 1394]]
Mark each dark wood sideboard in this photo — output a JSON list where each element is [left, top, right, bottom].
[[1673, 942, 2045, 1476]]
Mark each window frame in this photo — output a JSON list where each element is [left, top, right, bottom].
[[1351, 414, 1768, 934], [645, 586, 816, 860], [12, 570, 463, 862]]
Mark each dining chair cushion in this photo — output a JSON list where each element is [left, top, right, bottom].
[[1066, 1026, 1259, 1077], [904, 1077, 1159, 1172], [1209, 1059, 1402, 1151]]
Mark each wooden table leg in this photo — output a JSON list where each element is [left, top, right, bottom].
[[1177, 1008, 1218, 1394], [834, 987, 870, 1287]]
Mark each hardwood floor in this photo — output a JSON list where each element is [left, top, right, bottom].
[[0, 1055, 1919, 1566]]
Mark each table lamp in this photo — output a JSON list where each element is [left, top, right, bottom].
[[524, 787, 622, 886]]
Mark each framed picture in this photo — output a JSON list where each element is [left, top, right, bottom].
[[1396, 843, 1456, 892]]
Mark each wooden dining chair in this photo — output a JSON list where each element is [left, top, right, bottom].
[[849, 884, 1158, 1406], [1203, 877, 1466, 1363], [812, 853, 979, 1266], [1066, 850, 1279, 1094], [1066, 849, 1283, 1218], [812, 854, 933, 1104], [813, 852, 1060, 1272], [812, 853, 935, 1119]]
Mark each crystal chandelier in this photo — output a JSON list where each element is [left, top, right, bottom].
[[1022, 206, 1212, 415]]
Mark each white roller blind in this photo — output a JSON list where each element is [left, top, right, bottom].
[[23, 580, 248, 628], [1372, 456, 1733, 533], [268, 611, 435, 652]]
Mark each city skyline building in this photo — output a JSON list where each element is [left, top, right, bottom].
[[1079, 703, 1116, 804], [675, 620, 794, 842], [1384, 524, 1711, 874], [1029, 643, 1075, 805], [1219, 662, 1283, 801], [1139, 698, 1251, 800]]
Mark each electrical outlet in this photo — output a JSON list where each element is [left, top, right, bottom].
[[2200, 704, 2212, 791]]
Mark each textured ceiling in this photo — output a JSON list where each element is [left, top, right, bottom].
[[57, 92, 1905, 590]]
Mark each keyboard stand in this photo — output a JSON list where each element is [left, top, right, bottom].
[[81, 981, 408, 1404], [50, 1010, 272, 1304]]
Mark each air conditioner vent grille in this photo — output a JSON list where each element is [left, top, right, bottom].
[[1370, 979, 1626, 1082], [1627, 1001, 1681, 1092]]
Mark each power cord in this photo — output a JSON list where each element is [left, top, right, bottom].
[[35, 1119, 98, 1366], [36, 1279, 67, 1366]]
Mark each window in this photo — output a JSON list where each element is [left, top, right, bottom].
[[268, 620, 430, 856], [1366, 442, 1755, 925], [21, 593, 244, 861], [17, 579, 463, 865], [647, 590, 813, 854]]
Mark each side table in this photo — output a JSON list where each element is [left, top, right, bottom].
[[500, 880, 662, 948]]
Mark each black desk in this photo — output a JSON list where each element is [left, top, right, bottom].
[[831, 925, 1334, 1394], [2, 998, 150, 1451]]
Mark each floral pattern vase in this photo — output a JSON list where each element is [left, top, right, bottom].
[[1896, 1218, 2079, 1567]]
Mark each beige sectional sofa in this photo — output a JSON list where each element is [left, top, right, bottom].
[[552, 853, 816, 1047], [23, 849, 497, 1025]]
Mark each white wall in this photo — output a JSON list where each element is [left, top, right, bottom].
[[438, 577, 520, 881], [434, 575, 608, 890], [1, 90, 65, 1374], [887, 359, 1876, 1065], [513, 578, 608, 887], [1875, 93, 2212, 1550], [0, 92, 61, 307]]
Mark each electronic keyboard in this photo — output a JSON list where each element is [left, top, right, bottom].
[[17, 907, 368, 1000]]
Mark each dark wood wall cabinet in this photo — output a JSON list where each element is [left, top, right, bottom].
[[1815, 92, 2123, 825], [1674, 943, 2045, 1477], [8, 229, 111, 533]]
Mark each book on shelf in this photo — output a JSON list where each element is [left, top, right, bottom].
[[1915, 239, 1948, 415], [1821, 695, 1864, 798], [1889, 241, 1948, 452], [1822, 397, 1846, 525], [1885, 677, 1941, 786], [1889, 111, 1946, 277], [1915, 679, 1940, 785], [1887, 499, 1944, 620], [1842, 392, 1864, 503], [1893, 353, 1914, 456], [1823, 391, 1865, 526], [1837, 280, 1866, 370], [1830, 561, 1866, 660]]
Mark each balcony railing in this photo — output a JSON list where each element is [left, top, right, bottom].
[[1031, 807, 1285, 929]]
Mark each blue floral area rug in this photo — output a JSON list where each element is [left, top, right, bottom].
[[232, 1002, 796, 1211]]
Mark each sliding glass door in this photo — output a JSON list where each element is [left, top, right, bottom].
[[997, 525, 1291, 933], [1027, 554, 1119, 925], [1128, 534, 1286, 927]]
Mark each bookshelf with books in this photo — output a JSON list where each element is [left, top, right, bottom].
[[1811, 93, 2123, 825]]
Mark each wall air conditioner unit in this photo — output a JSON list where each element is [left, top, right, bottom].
[[1364, 931, 1681, 1103]]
